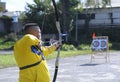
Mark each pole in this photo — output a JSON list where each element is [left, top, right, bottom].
[[75, 12, 78, 41]]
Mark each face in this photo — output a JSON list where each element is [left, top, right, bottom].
[[33, 27, 41, 40]]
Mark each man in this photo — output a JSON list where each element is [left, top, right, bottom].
[[14, 23, 60, 82]]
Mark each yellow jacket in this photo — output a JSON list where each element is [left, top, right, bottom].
[[14, 34, 56, 68]]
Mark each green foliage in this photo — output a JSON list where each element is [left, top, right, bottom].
[[21, 0, 82, 35], [22, 0, 57, 34], [60, 0, 81, 37], [111, 43, 120, 50], [85, 0, 111, 8], [77, 44, 91, 50], [0, 15, 13, 20], [71, 28, 120, 50], [71, 28, 120, 44], [108, 42, 112, 49], [0, 37, 15, 50], [0, 41, 14, 50], [61, 44, 77, 51]]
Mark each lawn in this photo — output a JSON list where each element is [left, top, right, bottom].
[[0, 37, 92, 68], [0, 54, 16, 68], [0, 50, 92, 69], [0, 37, 114, 69]]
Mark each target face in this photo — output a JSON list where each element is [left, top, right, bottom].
[[92, 38, 107, 51]]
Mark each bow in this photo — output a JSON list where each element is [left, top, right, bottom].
[[52, 0, 62, 82]]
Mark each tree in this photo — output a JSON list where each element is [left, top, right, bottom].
[[23, 0, 57, 34], [22, 0, 81, 41], [85, 0, 111, 8], [60, 0, 80, 41]]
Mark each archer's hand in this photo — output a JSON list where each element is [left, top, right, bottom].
[[56, 41, 62, 49], [53, 41, 62, 50]]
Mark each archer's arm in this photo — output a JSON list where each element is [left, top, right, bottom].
[[39, 42, 60, 56]]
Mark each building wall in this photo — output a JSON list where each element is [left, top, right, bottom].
[[0, 20, 5, 32], [77, 7, 120, 28], [0, 2, 6, 12], [0, 21, 23, 33], [12, 22, 23, 32]]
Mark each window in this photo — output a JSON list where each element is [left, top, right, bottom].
[[78, 13, 95, 20]]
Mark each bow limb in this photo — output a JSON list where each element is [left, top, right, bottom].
[[52, 0, 62, 82]]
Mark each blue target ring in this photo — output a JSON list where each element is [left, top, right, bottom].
[[93, 41, 99, 47], [101, 40, 107, 47]]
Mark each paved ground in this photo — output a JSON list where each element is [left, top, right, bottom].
[[0, 51, 120, 82], [0, 50, 13, 54]]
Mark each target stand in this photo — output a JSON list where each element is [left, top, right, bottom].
[[91, 36, 110, 63]]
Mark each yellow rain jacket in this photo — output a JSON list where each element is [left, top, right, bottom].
[[14, 34, 56, 82]]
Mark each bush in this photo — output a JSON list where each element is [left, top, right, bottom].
[[0, 37, 15, 50], [71, 28, 120, 44], [111, 42, 120, 50], [108, 42, 112, 49], [77, 44, 91, 50], [61, 44, 77, 51]]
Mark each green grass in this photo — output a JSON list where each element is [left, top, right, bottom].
[[0, 54, 16, 68], [0, 50, 92, 69], [46, 50, 92, 60], [0, 37, 92, 68], [0, 49, 117, 69]]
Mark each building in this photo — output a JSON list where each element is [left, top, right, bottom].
[[76, 7, 120, 28], [0, 11, 23, 33], [0, 1, 24, 34], [0, 1, 6, 12]]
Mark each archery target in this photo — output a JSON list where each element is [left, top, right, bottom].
[[92, 39, 107, 51]]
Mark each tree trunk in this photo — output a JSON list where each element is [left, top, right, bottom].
[[60, 0, 68, 41]]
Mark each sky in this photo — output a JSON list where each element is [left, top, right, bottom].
[[1, 0, 34, 11], [1, 0, 120, 11], [111, 0, 120, 7]]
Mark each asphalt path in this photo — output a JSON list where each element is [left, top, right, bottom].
[[0, 51, 120, 82], [0, 50, 13, 54]]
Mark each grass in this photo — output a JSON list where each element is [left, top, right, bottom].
[[0, 50, 92, 69], [0, 37, 92, 68], [46, 50, 92, 60], [0, 54, 16, 69], [0, 37, 116, 69]]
